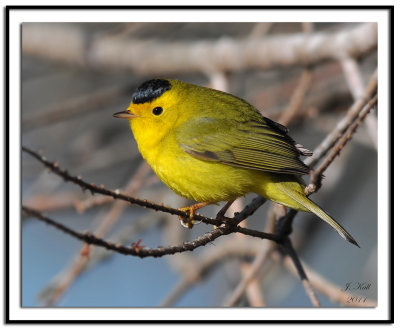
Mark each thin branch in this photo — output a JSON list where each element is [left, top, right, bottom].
[[22, 191, 280, 258], [278, 69, 313, 127], [24, 191, 82, 213], [227, 198, 266, 307], [22, 84, 131, 131], [39, 162, 152, 305], [22, 146, 219, 226], [281, 237, 320, 307], [23, 145, 279, 241], [161, 238, 261, 306], [307, 94, 377, 193], [340, 56, 378, 148], [161, 278, 192, 307], [239, 262, 266, 306], [279, 23, 314, 127], [222, 204, 281, 307], [22, 23, 376, 74], [305, 69, 377, 169], [22, 206, 232, 258], [340, 56, 365, 99], [271, 76, 377, 306], [248, 22, 274, 38], [38, 212, 167, 305], [222, 242, 271, 307], [270, 250, 377, 307]]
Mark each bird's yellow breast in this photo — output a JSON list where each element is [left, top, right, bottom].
[[141, 132, 253, 203]]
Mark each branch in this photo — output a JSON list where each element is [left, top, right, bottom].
[[270, 250, 377, 307], [23, 146, 283, 240], [22, 84, 131, 132], [278, 69, 313, 126], [340, 56, 378, 148], [22, 206, 232, 258], [37, 162, 153, 305], [161, 237, 261, 306], [22, 146, 218, 226], [23, 204, 284, 260], [22, 23, 376, 74], [305, 69, 377, 169], [39, 212, 167, 305], [278, 22, 314, 127], [281, 236, 320, 307], [222, 242, 271, 306], [308, 94, 377, 191]]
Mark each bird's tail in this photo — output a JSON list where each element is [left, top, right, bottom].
[[276, 181, 359, 247]]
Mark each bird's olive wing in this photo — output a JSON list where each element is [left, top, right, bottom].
[[175, 117, 311, 175]]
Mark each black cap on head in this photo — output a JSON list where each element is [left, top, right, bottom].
[[132, 79, 171, 104]]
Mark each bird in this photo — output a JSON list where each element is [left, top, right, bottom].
[[113, 78, 358, 247]]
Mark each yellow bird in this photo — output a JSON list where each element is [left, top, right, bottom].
[[114, 79, 358, 247]]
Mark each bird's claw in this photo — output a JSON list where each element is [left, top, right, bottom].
[[179, 206, 196, 229]]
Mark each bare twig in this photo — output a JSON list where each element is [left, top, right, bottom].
[[270, 250, 377, 307], [281, 237, 320, 307], [24, 192, 82, 213], [24, 144, 277, 236], [40, 162, 152, 305], [228, 199, 266, 307], [38, 212, 167, 305], [308, 94, 377, 193], [22, 85, 130, 131], [22, 206, 232, 258], [222, 203, 281, 307], [161, 277, 192, 307], [279, 69, 313, 127], [305, 70, 377, 169], [222, 242, 271, 307], [279, 23, 314, 127], [22, 190, 279, 258], [22, 23, 376, 74], [340, 56, 378, 148], [340, 56, 365, 99], [248, 22, 273, 38], [22, 145, 219, 226], [161, 238, 261, 306], [208, 71, 229, 92]]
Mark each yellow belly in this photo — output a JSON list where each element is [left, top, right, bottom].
[[137, 134, 309, 211], [151, 145, 253, 202]]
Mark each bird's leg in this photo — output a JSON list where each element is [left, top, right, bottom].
[[179, 202, 211, 228], [216, 200, 234, 221]]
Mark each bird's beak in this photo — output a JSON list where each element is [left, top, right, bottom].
[[113, 110, 138, 119]]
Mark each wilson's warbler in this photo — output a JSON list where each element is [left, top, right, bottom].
[[114, 79, 358, 247]]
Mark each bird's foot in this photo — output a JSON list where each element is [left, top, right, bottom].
[[179, 202, 210, 228]]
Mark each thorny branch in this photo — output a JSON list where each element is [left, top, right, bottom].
[[22, 146, 284, 258], [22, 200, 283, 258], [305, 73, 377, 194], [308, 94, 378, 191], [22, 146, 221, 227], [22, 205, 233, 258]]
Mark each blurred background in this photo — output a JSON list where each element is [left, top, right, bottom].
[[21, 22, 377, 307]]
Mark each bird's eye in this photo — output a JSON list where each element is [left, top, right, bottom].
[[152, 107, 163, 116]]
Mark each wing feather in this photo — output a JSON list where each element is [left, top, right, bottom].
[[175, 115, 311, 175]]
